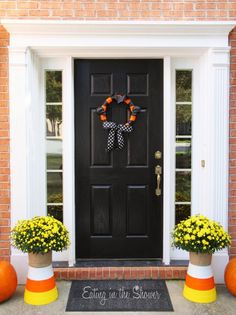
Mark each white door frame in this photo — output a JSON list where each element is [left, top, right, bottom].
[[3, 20, 234, 283]]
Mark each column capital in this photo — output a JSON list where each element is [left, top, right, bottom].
[[210, 47, 230, 66], [8, 46, 29, 67]]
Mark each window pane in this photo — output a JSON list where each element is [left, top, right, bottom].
[[46, 71, 62, 103], [47, 139, 62, 170], [176, 171, 191, 202], [176, 139, 191, 169], [176, 70, 192, 102], [47, 172, 63, 202], [46, 70, 63, 220], [175, 204, 191, 225], [48, 205, 63, 223], [176, 105, 191, 135], [46, 105, 62, 137]]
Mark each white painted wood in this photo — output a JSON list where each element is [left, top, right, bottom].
[[22, 48, 209, 59], [2, 20, 234, 57], [170, 51, 230, 282], [9, 47, 28, 225], [212, 252, 229, 284], [39, 58, 74, 263], [2, 20, 235, 49], [210, 48, 230, 230], [170, 58, 198, 261], [27, 49, 46, 217], [62, 57, 76, 266], [9, 46, 29, 282], [163, 56, 173, 265], [11, 254, 28, 285], [208, 48, 230, 283]]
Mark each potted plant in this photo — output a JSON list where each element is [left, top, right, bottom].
[[11, 216, 70, 305], [172, 214, 231, 303]]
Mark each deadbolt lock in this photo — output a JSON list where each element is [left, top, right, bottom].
[[155, 151, 162, 160]]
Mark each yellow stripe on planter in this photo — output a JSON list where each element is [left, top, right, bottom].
[[183, 285, 216, 303], [24, 287, 58, 305]]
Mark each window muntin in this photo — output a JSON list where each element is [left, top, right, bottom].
[[45, 71, 63, 222], [175, 70, 192, 224]]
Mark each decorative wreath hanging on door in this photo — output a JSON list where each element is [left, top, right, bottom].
[[96, 94, 140, 151]]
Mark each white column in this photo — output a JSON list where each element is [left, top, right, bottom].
[[26, 50, 46, 218], [9, 46, 30, 283], [9, 47, 30, 224], [208, 48, 230, 283], [210, 48, 230, 229]]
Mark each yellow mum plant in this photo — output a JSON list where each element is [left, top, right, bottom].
[[172, 214, 231, 253], [11, 216, 70, 254]]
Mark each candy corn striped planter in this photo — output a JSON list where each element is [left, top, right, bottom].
[[24, 252, 58, 305], [183, 253, 216, 304]]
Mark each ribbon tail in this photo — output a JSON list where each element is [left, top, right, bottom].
[[107, 128, 116, 151], [117, 129, 125, 150]]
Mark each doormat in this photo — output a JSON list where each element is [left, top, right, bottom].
[[66, 280, 174, 312]]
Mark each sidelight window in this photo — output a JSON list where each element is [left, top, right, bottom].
[[175, 70, 192, 224], [45, 70, 63, 222]]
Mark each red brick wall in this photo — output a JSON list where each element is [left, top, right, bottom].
[[229, 29, 236, 256], [0, 1, 235, 20], [0, 1, 235, 260]]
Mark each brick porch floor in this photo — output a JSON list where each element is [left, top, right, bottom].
[[54, 266, 187, 281]]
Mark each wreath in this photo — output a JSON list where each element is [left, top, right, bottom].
[[96, 94, 140, 151]]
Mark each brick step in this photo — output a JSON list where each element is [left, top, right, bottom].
[[54, 266, 187, 281]]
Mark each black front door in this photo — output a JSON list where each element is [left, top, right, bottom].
[[75, 59, 163, 259]]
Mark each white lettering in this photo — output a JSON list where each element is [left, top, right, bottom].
[[132, 286, 161, 300], [81, 286, 108, 306]]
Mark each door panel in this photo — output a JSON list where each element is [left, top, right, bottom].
[[74, 59, 163, 258]]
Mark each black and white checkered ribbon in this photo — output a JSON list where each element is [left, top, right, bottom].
[[103, 121, 133, 151]]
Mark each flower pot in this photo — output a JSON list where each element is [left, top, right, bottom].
[[24, 251, 58, 305], [28, 251, 52, 268], [183, 252, 216, 303]]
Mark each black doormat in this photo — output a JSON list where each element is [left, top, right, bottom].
[[66, 280, 174, 312]]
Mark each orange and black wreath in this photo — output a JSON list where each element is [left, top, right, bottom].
[[96, 94, 140, 151]]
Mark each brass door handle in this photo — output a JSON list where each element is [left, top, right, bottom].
[[155, 165, 162, 196]]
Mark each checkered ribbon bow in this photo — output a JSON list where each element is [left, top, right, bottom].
[[103, 121, 133, 151]]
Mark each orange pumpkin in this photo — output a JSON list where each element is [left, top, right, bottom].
[[224, 258, 236, 296], [0, 261, 17, 302]]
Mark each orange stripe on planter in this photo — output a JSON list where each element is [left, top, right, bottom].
[[26, 276, 56, 293], [185, 274, 215, 291]]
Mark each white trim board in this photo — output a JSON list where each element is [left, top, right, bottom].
[[2, 19, 235, 34], [4, 20, 234, 284], [2, 20, 235, 54]]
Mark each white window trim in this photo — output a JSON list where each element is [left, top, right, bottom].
[[3, 20, 234, 284], [171, 59, 196, 260], [39, 58, 75, 264]]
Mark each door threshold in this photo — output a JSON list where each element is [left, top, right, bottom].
[[75, 259, 163, 268]]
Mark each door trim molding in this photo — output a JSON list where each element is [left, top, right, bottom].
[[4, 20, 234, 283], [2, 20, 234, 57], [163, 56, 172, 265]]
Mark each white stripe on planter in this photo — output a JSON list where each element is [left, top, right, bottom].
[[27, 265, 54, 281], [187, 263, 213, 279]]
